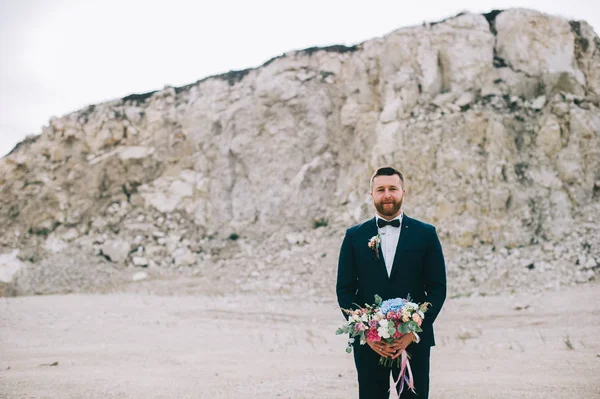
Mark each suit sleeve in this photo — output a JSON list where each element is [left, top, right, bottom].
[[336, 229, 358, 319], [422, 226, 447, 327]]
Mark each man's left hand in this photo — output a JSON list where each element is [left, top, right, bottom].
[[390, 333, 415, 359]]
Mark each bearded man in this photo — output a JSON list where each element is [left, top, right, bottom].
[[336, 166, 447, 398]]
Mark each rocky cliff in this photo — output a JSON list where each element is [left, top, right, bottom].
[[1, 9, 599, 297]]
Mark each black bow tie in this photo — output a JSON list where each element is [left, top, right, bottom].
[[377, 218, 400, 228]]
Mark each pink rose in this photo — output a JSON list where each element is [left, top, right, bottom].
[[412, 313, 422, 326]]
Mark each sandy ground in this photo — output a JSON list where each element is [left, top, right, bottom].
[[1, 280, 600, 399]]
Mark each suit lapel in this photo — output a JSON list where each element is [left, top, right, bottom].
[[389, 215, 412, 280], [366, 217, 389, 280]]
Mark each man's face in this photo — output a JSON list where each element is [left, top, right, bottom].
[[371, 174, 405, 219]]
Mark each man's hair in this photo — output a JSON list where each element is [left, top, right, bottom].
[[370, 166, 404, 191]]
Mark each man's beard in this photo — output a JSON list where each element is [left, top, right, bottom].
[[374, 198, 403, 218]]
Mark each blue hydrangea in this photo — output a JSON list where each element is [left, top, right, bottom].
[[379, 298, 406, 314]]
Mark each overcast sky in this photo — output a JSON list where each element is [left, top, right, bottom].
[[1, 0, 598, 157]]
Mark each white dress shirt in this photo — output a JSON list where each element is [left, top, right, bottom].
[[376, 213, 403, 277]]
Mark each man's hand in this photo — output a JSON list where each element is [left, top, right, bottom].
[[390, 333, 415, 359], [367, 340, 395, 358]]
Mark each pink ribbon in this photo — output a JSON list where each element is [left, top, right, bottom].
[[392, 350, 416, 395]]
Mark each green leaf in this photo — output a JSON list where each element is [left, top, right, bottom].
[[398, 323, 411, 334], [374, 294, 382, 306], [336, 326, 352, 335], [346, 346, 353, 353], [387, 324, 396, 336], [407, 320, 419, 331]]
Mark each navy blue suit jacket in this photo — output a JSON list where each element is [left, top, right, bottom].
[[336, 215, 446, 346]]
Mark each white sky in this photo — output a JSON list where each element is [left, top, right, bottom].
[[1, 0, 598, 157]]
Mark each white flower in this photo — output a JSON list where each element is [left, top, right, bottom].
[[378, 319, 389, 328], [361, 313, 369, 322], [377, 325, 391, 339]]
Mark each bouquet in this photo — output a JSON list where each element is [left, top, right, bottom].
[[336, 295, 430, 393]]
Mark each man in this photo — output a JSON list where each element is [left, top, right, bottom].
[[336, 167, 446, 399]]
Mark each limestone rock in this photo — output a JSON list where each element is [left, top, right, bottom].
[[495, 9, 586, 95], [118, 146, 155, 161], [0, 250, 25, 296], [531, 95, 547, 110], [1, 8, 599, 297], [536, 114, 562, 157], [44, 237, 68, 253], [101, 240, 131, 264], [132, 271, 148, 281], [455, 92, 474, 108], [132, 257, 149, 267], [172, 248, 196, 266]]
